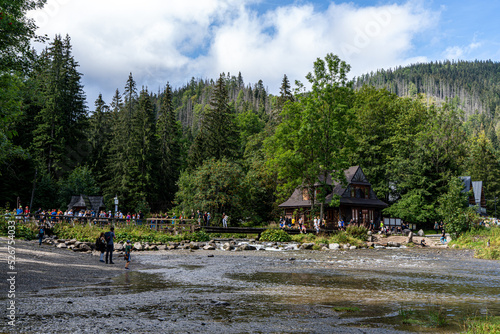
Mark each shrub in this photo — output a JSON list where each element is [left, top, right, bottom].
[[346, 225, 368, 240], [259, 229, 291, 242]]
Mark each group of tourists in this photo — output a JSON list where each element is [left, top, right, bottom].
[[95, 227, 132, 269]]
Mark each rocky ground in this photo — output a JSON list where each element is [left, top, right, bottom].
[[0, 236, 489, 334]]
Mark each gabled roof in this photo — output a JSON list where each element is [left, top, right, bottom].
[[68, 195, 104, 211], [279, 166, 387, 208], [472, 181, 483, 206]]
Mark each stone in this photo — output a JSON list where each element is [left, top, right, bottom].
[[157, 245, 168, 251], [114, 243, 123, 251], [237, 244, 256, 251], [300, 243, 314, 250], [147, 245, 158, 251], [189, 242, 200, 250], [329, 243, 340, 250], [133, 242, 143, 251], [407, 231, 413, 243], [417, 229, 425, 237], [56, 243, 67, 249], [79, 244, 91, 251], [349, 246, 357, 250], [367, 235, 373, 242], [66, 239, 77, 245], [166, 245, 176, 250], [342, 244, 350, 249], [203, 244, 216, 250], [367, 230, 372, 235], [57, 239, 66, 243], [74, 241, 83, 248], [387, 241, 400, 247], [222, 242, 232, 251]]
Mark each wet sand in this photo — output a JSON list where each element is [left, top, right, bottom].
[[0, 237, 497, 333]]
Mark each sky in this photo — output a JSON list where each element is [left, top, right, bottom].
[[28, 0, 500, 109]]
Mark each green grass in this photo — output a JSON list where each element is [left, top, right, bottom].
[[332, 306, 360, 313], [463, 315, 500, 333], [450, 226, 500, 260]]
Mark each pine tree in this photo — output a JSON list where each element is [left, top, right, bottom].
[[156, 83, 181, 209], [189, 74, 239, 167], [32, 34, 87, 178], [87, 93, 111, 179]]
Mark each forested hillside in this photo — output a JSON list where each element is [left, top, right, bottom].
[[2, 1, 500, 228]]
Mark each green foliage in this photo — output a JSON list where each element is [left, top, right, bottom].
[[463, 315, 500, 333], [438, 177, 480, 236], [259, 228, 291, 242], [345, 225, 368, 240], [451, 226, 500, 260], [175, 158, 247, 221], [57, 166, 100, 208]]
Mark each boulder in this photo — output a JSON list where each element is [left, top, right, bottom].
[[367, 230, 372, 235], [114, 243, 124, 251], [300, 243, 314, 250], [66, 239, 77, 245], [157, 245, 168, 251], [387, 241, 400, 247], [56, 239, 66, 243], [189, 242, 200, 250], [222, 242, 232, 251], [329, 243, 340, 250], [407, 231, 413, 243], [349, 245, 357, 250], [56, 243, 67, 249], [74, 241, 83, 248], [166, 245, 177, 250], [417, 229, 425, 237], [367, 235, 373, 242], [133, 242, 143, 251], [237, 244, 256, 251], [342, 244, 350, 249], [203, 244, 216, 250], [147, 245, 158, 251], [79, 243, 91, 251]]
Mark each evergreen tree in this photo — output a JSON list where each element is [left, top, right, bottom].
[[32, 34, 87, 178], [87, 93, 111, 179], [189, 73, 239, 167], [156, 83, 181, 209]]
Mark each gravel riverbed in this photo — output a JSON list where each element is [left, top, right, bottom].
[[1, 237, 497, 333]]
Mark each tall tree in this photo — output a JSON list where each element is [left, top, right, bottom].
[[32, 34, 87, 178], [266, 54, 354, 217], [156, 83, 181, 209], [189, 73, 239, 167]]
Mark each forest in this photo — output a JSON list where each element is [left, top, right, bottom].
[[2, 0, 500, 228]]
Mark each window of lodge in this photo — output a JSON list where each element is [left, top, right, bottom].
[[350, 185, 370, 199], [302, 188, 310, 201]]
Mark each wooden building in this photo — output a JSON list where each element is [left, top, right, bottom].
[[459, 176, 487, 215], [67, 195, 105, 213], [279, 166, 388, 228]]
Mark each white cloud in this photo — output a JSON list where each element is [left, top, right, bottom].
[[28, 0, 440, 107]]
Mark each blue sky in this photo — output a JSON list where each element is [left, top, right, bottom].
[[29, 0, 500, 108]]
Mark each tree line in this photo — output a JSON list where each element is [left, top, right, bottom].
[[1, 1, 499, 229]]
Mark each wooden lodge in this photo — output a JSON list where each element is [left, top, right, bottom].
[[279, 166, 388, 228]]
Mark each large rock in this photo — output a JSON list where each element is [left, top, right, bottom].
[[147, 245, 158, 251], [349, 245, 357, 250], [157, 245, 168, 251], [114, 243, 124, 251], [66, 239, 77, 245], [300, 243, 314, 250], [203, 244, 216, 250], [56, 243, 67, 249], [167, 245, 177, 250], [133, 242, 143, 251], [387, 241, 400, 247], [79, 243, 91, 251], [189, 242, 200, 250], [237, 243, 256, 251], [407, 231, 413, 243], [329, 243, 340, 250], [222, 242, 233, 251], [343, 244, 350, 249], [417, 229, 425, 237]]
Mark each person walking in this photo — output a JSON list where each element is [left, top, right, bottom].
[[38, 225, 45, 246], [222, 213, 228, 228], [440, 230, 447, 244], [96, 232, 106, 262], [104, 227, 115, 264], [124, 240, 132, 270]]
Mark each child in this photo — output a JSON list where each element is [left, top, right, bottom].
[[124, 240, 132, 269]]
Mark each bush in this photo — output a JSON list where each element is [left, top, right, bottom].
[[346, 225, 368, 240], [259, 229, 291, 242]]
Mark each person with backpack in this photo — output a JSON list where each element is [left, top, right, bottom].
[[96, 232, 107, 262], [38, 225, 45, 246], [104, 227, 115, 264]]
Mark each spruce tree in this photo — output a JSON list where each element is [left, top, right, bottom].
[[189, 73, 239, 168], [32, 34, 87, 178], [156, 83, 181, 209]]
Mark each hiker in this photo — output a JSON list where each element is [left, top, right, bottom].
[[96, 232, 107, 262], [38, 225, 45, 246], [104, 227, 115, 264]]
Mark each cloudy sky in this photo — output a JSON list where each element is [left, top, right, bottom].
[[28, 0, 500, 109]]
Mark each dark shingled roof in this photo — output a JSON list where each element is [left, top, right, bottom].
[[279, 166, 388, 208], [67, 195, 104, 212]]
